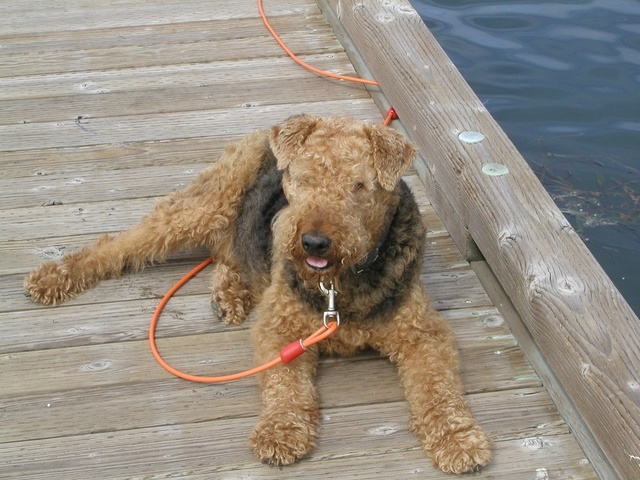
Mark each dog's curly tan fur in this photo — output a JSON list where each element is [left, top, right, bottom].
[[24, 115, 491, 473]]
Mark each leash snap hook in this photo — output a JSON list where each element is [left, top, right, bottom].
[[319, 280, 340, 328]]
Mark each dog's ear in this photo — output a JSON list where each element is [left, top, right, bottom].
[[365, 124, 417, 191], [270, 115, 319, 170]]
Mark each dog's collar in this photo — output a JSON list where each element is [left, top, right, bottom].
[[351, 205, 397, 275], [352, 247, 381, 275]]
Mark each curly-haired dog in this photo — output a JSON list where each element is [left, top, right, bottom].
[[25, 115, 492, 473]]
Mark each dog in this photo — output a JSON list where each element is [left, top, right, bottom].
[[24, 115, 492, 474]]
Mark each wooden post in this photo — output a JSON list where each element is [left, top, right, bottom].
[[321, 0, 640, 478]]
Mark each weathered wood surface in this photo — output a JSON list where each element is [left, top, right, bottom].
[[0, 0, 598, 478], [323, 0, 640, 478]]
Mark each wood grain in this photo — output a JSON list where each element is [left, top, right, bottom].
[[0, 98, 380, 151]]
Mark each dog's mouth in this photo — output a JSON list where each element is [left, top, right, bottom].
[[305, 256, 332, 270]]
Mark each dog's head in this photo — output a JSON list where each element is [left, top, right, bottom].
[[270, 115, 417, 288]]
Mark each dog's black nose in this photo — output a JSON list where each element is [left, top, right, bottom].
[[301, 232, 331, 255]]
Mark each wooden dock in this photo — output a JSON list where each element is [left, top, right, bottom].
[[1, 0, 637, 478]]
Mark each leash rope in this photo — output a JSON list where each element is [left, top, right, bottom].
[[149, 259, 339, 383], [148, 1, 399, 383], [258, 0, 379, 86]]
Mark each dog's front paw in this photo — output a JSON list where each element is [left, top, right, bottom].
[[249, 415, 317, 466], [210, 292, 249, 325], [24, 262, 83, 305], [430, 425, 492, 474]]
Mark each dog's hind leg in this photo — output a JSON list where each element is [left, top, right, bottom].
[[24, 131, 271, 305], [24, 196, 224, 305], [373, 284, 492, 474]]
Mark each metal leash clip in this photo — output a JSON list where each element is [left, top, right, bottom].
[[319, 280, 340, 328]]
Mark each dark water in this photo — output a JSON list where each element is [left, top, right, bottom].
[[410, 0, 640, 316]]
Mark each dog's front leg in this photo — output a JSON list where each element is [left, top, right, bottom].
[[210, 261, 254, 325], [248, 289, 321, 466], [249, 356, 320, 466], [374, 285, 492, 474]]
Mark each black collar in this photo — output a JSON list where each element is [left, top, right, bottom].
[[351, 206, 397, 274]]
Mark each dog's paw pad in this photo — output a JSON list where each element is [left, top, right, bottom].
[[210, 294, 226, 321], [431, 426, 492, 474], [249, 418, 316, 466]]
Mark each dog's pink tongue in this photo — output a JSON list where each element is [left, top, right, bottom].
[[306, 257, 328, 269]]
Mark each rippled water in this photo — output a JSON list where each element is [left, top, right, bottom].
[[410, 0, 640, 316]]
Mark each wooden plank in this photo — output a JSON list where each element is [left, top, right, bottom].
[[319, 1, 485, 263], [0, 319, 532, 398], [0, 98, 380, 152], [1, 15, 325, 57], [0, 54, 345, 102], [2, 163, 207, 209], [2, 197, 160, 242], [175, 438, 597, 480], [4, 263, 488, 340], [0, 0, 319, 35], [324, 1, 640, 478], [0, 137, 235, 179], [0, 345, 542, 444], [0, 400, 594, 479], [0, 28, 343, 79], [0, 57, 367, 126]]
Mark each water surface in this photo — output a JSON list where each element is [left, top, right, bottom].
[[410, 0, 640, 315]]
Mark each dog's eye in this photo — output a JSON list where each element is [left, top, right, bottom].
[[351, 182, 365, 192]]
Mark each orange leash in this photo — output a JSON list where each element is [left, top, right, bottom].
[[258, 0, 397, 124], [149, 258, 339, 383], [258, 0, 379, 86]]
